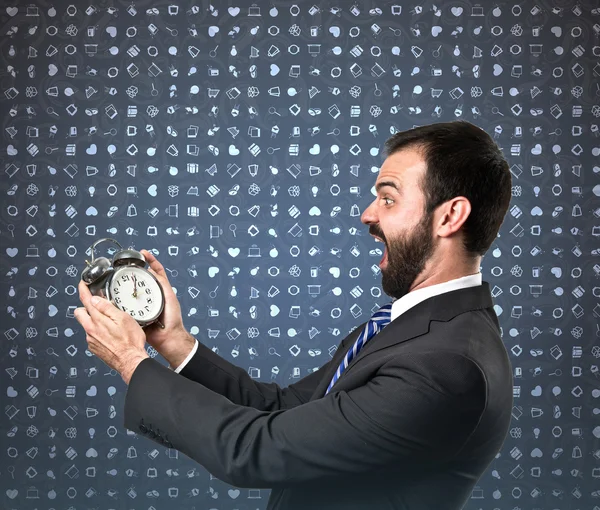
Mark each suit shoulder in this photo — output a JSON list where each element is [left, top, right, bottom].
[[381, 351, 487, 400]]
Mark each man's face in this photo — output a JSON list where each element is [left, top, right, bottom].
[[360, 148, 437, 300]]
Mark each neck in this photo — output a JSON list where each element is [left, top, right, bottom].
[[410, 256, 481, 293]]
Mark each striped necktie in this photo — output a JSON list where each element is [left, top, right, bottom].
[[324, 301, 393, 396]]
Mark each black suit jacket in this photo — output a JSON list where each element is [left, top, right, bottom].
[[124, 281, 513, 509]]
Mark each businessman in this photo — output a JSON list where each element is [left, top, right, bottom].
[[75, 120, 514, 509]]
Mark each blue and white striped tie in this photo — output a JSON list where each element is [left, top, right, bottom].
[[324, 301, 393, 396]]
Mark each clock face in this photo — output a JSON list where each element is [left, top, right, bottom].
[[107, 266, 164, 323]]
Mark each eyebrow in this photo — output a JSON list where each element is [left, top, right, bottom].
[[375, 180, 401, 194]]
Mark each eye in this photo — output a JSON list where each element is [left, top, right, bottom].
[[380, 197, 394, 206]]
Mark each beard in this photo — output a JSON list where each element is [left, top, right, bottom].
[[380, 209, 436, 300]]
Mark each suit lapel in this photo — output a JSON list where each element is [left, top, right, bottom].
[[310, 281, 494, 399]]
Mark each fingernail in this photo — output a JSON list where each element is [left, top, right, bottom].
[[91, 296, 101, 306]]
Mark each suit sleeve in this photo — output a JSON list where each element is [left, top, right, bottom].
[[123, 351, 486, 489], [174, 333, 357, 411]]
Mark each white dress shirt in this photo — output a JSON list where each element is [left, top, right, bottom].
[[171, 272, 483, 373]]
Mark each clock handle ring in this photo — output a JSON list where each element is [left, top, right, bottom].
[[87, 238, 123, 264]]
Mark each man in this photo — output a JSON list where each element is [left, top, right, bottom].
[[75, 120, 514, 509]]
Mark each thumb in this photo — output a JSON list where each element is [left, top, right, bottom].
[[91, 295, 123, 322]]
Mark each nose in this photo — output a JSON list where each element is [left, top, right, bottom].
[[360, 198, 378, 226]]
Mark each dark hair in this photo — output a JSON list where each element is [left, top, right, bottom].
[[383, 120, 512, 258]]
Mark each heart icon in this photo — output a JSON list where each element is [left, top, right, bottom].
[[208, 26, 219, 37], [329, 267, 340, 278], [228, 489, 240, 499], [493, 64, 503, 76], [329, 26, 340, 37], [148, 184, 158, 197], [208, 267, 219, 277], [48, 64, 58, 76], [86, 385, 97, 397], [531, 385, 542, 396], [308, 206, 321, 216], [531, 448, 543, 457], [86, 206, 98, 216], [531, 206, 543, 216], [228, 6, 240, 16], [7, 386, 17, 397], [86, 448, 98, 458], [229, 144, 240, 156], [86, 144, 97, 155], [270, 64, 280, 76], [431, 26, 442, 36], [551, 26, 562, 37], [6, 6, 17, 16], [7, 144, 17, 156], [106, 26, 117, 37], [6, 248, 18, 257], [451, 6, 463, 16], [309, 144, 320, 155], [531, 144, 542, 155], [6, 489, 18, 499], [270, 304, 280, 316], [48, 304, 58, 317], [228, 247, 240, 257]]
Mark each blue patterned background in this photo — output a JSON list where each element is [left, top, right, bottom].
[[1, 1, 600, 508]]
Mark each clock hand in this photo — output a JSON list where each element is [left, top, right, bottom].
[[132, 273, 137, 298]]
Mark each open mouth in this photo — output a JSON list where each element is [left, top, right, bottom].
[[372, 235, 387, 266]]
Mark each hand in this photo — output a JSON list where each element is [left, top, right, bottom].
[[139, 250, 187, 354], [75, 280, 149, 385]]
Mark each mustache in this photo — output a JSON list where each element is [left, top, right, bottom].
[[369, 229, 385, 242]]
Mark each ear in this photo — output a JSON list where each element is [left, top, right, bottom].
[[435, 197, 471, 238]]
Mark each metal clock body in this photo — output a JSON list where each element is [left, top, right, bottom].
[[105, 265, 165, 328]]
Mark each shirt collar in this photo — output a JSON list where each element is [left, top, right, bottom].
[[390, 272, 482, 323]]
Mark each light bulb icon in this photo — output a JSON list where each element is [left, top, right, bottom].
[[533, 427, 540, 439], [88, 186, 95, 197], [311, 186, 318, 197], [89, 427, 95, 439], [533, 186, 540, 197]]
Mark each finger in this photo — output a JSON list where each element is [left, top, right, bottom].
[[74, 306, 94, 332], [89, 294, 123, 323], [79, 280, 104, 321], [141, 250, 167, 279]]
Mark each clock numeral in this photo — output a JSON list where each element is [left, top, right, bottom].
[[113, 286, 120, 294], [139, 280, 146, 287], [122, 275, 130, 281], [145, 288, 152, 295], [114, 297, 121, 304]]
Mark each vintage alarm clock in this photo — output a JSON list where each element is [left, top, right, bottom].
[[81, 238, 165, 329]]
